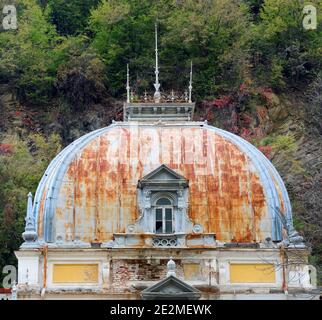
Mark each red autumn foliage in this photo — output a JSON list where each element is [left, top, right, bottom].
[[22, 118, 34, 127], [202, 100, 214, 109], [240, 128, 252, 141], [0, 144, 13, 155], [256, 106, 268, 122], [239, 83, 246, 91], [205, 108, 215, 122], [239, 112, 253, 126], [259, 87, 275, 104], [213, 95, 231, 108], [230, 125, 239, 134], [258, 145, 273, 159]]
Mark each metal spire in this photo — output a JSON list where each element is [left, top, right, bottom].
[[189, 60, 193, 103], [153, 23, 161, 103], [126, 64, 130, 103], [22, 192, 38, 246]]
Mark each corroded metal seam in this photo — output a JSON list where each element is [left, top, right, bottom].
[[34, 125, 117, 241], [205, 125, 291, 240], [33, 127, 109, 221]]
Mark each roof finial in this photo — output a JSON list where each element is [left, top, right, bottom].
[[126, 64, 130, 103], [153, 23, 161, 103], [22, 192, 38, 246], [189, 60, 193, 103], [167, 257, 176, 277]]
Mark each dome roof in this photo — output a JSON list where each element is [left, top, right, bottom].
[[33, 121, 292, 244]]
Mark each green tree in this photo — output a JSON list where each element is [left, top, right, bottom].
[[90, 0, 157, 97], [244, 0, 265, 20], [0, 133, 61, 287], [0, 0, 64, 104], [89, 0, 252, 99], [252, 0, 322, 88], [47, 0, 101, 36], [56, 44, 107, 110]]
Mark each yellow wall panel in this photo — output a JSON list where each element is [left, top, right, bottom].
[[183, 264, 201, 280], [53, 264, 99, 283], [230, 263, 275, 283]]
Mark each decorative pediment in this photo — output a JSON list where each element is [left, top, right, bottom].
[[115, 164, 199, 245], [138, 165, 188, 189], [141, 275, 201, 300]]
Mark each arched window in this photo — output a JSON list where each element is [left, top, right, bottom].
[[156, 198, 171, 206], [155, 198, 173, 234]]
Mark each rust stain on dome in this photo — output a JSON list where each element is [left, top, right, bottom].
[[37, 126, 271, 244]]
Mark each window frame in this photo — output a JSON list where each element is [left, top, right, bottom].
[[154, 197, 174, 234]]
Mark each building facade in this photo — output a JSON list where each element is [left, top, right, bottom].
[[14, 27, 316, 300]]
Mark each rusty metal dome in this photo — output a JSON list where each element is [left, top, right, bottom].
[[32, 121, 292, 245]]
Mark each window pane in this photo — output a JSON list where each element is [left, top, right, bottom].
[[156, 198, 171, 205], [165, 221, 172, 233], [156, 221, 163, 234], [156, 209, 162, 221], [165, 208, 172, 220]]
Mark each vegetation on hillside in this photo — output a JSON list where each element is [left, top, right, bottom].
[[0, 0, 321, 286], [0, 133, 61, 283]]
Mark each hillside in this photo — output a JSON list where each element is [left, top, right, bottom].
[[0, 0, 321, 285]]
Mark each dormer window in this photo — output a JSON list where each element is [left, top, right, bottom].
[[123, 164, 200, 247], [155, 198, 173, 234], [119, 165, 212, 247], [134, 165, 193, 236]]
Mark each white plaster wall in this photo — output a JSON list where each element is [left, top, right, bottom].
[[15, 251, 41, 286]]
